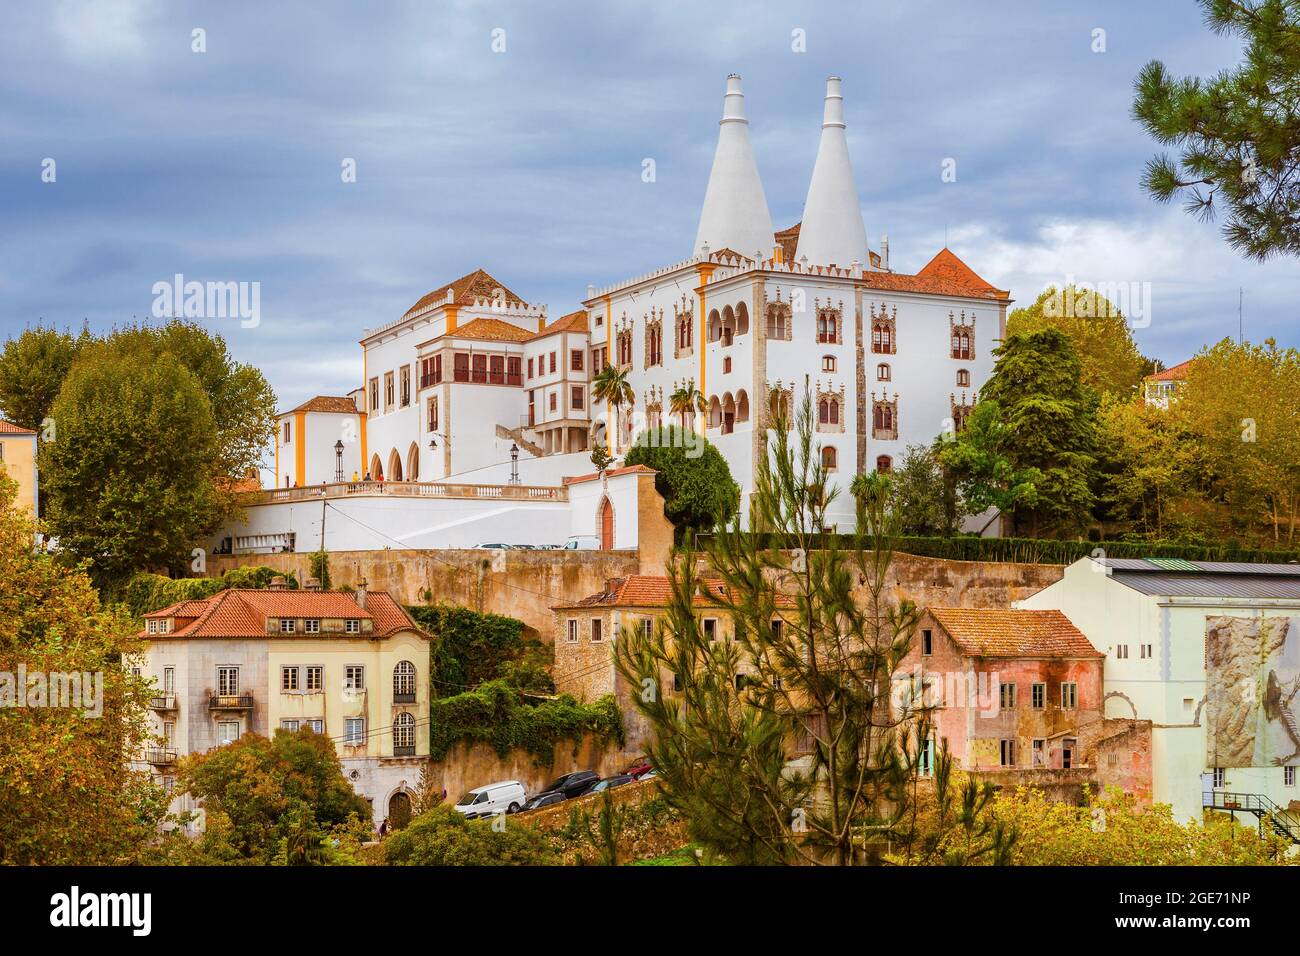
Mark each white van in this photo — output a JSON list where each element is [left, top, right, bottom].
[[454, 780, 527, 819], [563, 535, 601, 550]]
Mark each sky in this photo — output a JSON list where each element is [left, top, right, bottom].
[[2, 0, 1297, 411]]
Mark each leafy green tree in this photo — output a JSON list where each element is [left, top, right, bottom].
[[308, 550, 332, 590], [947, 329, 1098, 537], [1007, 286, 1147, 398], [0, 475, 166, 864], [382, 804, 558, 865], [875, 443, 965, 536], [668, 378, 707, 430], [40, 350, 224, 587], [1176, 337, 1300, 544], [624, 425, 739, 535], [407, 603, 526, 693], [177, 727, 372, 864], [589, 441, 614, 473], [616, 392, 964, 866], [0, 324, 88, 431], [1133, 0, 1300, 260]]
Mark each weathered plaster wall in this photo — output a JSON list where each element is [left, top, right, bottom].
[[424, 734, 637, 802]]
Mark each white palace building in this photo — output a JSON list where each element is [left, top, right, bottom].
[[215, 76, 1011, 555]]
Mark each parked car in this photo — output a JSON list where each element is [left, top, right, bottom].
[[590, 774, 634, 793], [623, 758, 653, 779], [474, 542, 514, 550], [521, 791, 566, 812], [454, 780, 527, 818], [562, 535, 601, 550], [543, 769, 600, 799]]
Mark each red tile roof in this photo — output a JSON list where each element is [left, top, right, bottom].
[[0, 420, 36, 435], [282, 396, 359, 416], [928, 608, 1101, 659], [140, 588, 422, 640], [554, 575, 796, 610], [562, 464, 657, 486], [404, 268, 525, 319], [1144, 358, 1193, 382], [443, 317, 536, 343], [860, 247, 1008, 301], [533, 309, 589, 339]]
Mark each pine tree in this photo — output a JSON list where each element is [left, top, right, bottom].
[[615, 391, 954, 865]]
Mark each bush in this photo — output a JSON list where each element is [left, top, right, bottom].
[[118, 565, 298, 618], [428, 679, 623, 763], [407, 603, 528, 694], [625, 426, 739, 535], [382, 805, 558, 865]]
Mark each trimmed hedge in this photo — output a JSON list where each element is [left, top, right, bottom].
[[695, 533, 1300, 566], [428, 680, 623, 765], [119, 565, 299, 618]]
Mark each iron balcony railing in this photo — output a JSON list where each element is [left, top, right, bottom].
[[393, 691, 417, 704], [1204, 791, 1299, 844], [393, 745, 416, 757], [209, 694, 254, 710], [149, 694, 177, 711], [145, 748, 177, 765]]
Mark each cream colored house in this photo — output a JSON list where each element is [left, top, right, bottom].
[[0, 419, 38, 517], [137, 582, 430, 829]]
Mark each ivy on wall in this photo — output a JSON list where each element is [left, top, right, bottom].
[[120, 565, 299, 618], [427, 680, 623, 765]]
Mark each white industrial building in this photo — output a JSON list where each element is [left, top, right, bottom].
[[1019, 557, 1300, 829]]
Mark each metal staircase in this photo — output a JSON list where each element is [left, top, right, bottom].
[[1203, 791, 1300, 844]]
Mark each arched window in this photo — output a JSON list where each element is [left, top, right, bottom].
[[877, 363, 891, 381], [393, 661, 416, 701], [876, 455, 893, 473], [822, 355, 836, 373], [956, 368, 970, 387], [822, 446, 838, 470], [817, 397, 841, 427], [393, 712, 415, 754]]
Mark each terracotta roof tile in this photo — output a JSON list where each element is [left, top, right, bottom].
[[0, 420, 36, 435], [532, 309, 589, 339], [1144, 359, 1194, 382], [404, 268, 525, 319], [554, 575, 795, 610], [562, 464, 656, 486], [282, 396, 359, 416], [444, 317, 536, 343], [859, 247, 1009, 301], [140, 588, 422, 640], [928, 607, 1101, 659]]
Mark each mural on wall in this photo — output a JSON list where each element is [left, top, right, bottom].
[[1205, 615, 1300, 768]]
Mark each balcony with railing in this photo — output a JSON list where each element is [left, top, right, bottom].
[[145, 748, 177, 766], [393, 745, 416, 757], [242, 480, 567, 506], [393, 690, 417, 704], [209, 694, 254, 710], [149, 694, 177, 712]]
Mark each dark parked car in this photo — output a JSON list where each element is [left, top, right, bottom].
[[522, 791, 565, 812], [544, 770, 600, 800], [590, 774, 634, 793]]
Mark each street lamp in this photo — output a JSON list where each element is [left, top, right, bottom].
[[333, 440, 344, 483], [509, 442, 520, 485]]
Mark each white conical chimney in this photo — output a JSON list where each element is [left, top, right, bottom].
[[794, 77, 870, 268], [693, 75, 775, 259]]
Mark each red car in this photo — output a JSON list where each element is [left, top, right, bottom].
[[623, 758, 653, 779]]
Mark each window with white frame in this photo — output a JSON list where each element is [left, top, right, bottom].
[[147, 620, 158, 634], [1285, 766, 1295, 787], [567, 619, 578, 643], [999, 682, 1017, 710], [217, 667, 239, 696], [1031, 682, 1045, 709], [306, 666, 323, 692], [163, 667, 174, 694], [703, 618, 718, 642], [1115, 644, 1128, 659], [280, 618, 296, 634], [345, 619, 360, 634], [307, 718, 324, 734], [394, 712, 415, 752], [304, 618, 320, 634], [345, 665, 365, 691], [345, 717, 365, 745], [1032, 738, 1047, 767], [1061, 682, 1078, 709], [393, 660, 416, 699], [1212, 767, 1225, 788], [281, 719, 300, 732], [281, 666, 299, 691], [217, 720, 240, 744], [1140, 644, 1152, 659]]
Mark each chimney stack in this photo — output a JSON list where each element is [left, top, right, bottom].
[[355, 578, 368, 609], [881, 233, 890, 271], [693, 75, 776, 259], [794, 77, 870, 268]]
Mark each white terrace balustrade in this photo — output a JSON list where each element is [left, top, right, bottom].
[[242, 480, 568, 506]]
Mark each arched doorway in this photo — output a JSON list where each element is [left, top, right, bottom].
[[388, 448, 403, 482], [599, 497, 614, 550], [387, 790, 412, 831], [406, 442, 420, 482], [369, 454, 383, 481]]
